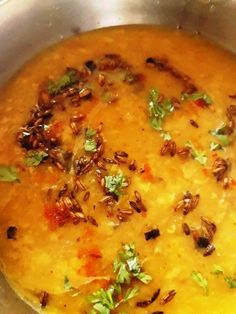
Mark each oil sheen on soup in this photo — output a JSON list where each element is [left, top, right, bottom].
[[0, 26, 236, 314]]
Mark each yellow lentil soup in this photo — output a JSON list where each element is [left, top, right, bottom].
[[0, 26, 236, 314]]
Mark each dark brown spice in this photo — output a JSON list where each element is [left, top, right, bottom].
[[203, 243, 216, 257], [212, 157, 228, 181], [98, 54, 130, 71], [83, 191, 90, 202], [182, 222, 191, 236], [75, 156, 93, 176], [229, 95, 236, 99], [145, 57, 197, 93], [136, 289, 160, 307], [39, 291, 49, 308], [145, 229, 160, 241], [190, 119, 199, 128], [129, 190, 147, 213], [85, 60, 97, 72], [7, 226, 17, 240], [87, 215, 98, 227], [79, 87, 92, 99], [159, 290, 176, 305], [151, 312, 164, 314], [103, 157, 118, 164], [160, 140, 176, 157], [129, 159, 137, 171], [114, 151, 129, 163], [175, 192, 200, 215], [176, 147, 191, 159], [70, 116, 82, 135]]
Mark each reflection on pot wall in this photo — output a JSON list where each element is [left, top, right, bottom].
[[0, 0, 235, 313]]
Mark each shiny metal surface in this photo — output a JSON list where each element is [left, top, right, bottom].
[[0, 0, 235, 312]]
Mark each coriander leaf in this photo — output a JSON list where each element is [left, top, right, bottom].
[[24, 150, 48, 167], [210, 122, 227, 136], [211, 265, 224, 276], [191, 271, 208, 294], [64, 276, 72, 291], [210, 123, 230, 147], [182, 92, 212, 105], [160, 131, 172, 141], [86, 128, 97, 138], [225, 276, 236, 289], [0, 165, 19, 182], [136, 272, 152, 284], [148, 88, 174, 132], [48, 70, 77, 95], [116, 262, 131, 285], [84, 139, 97, 152], [90, 243, 152, 313], [185, 141, 207, 166], [104, 173, 128, 197], [84, 127, 97, 152], [123, 286, 139, 302], [210, 142, 223, 152]]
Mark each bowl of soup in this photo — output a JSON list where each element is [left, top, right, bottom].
[[0, 1, 236, 314]]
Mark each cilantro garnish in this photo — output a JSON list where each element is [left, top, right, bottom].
[[114, 243, 152, 285], [48, 70, 77, 95], [191, 271, 208, 295], [225, 276, 236, 289], [181, 92, 212, 105], [24, 150, 48, 167], [104, 173, 128, 197], [0, 165, 19, 183], [209, 122, 230, 148], [84, 128, 97, 153], [210, 142, 223, 152], [89, 243, 152, 314], [211, 265, 224, 277], [148, 89, 174, 133], [64, 276, 73, 291], [185, 141, 207, 166]]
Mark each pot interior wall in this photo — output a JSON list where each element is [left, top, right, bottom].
[[0, 0, 235, 313]]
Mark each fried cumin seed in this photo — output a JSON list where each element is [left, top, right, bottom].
[[39, 291, 49, 308], [137, 289, 160, 307], [159, 290, 176, 305]]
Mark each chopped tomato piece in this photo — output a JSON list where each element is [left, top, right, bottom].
[[142, 163, 155, 182], [44, 203, 71, 230]]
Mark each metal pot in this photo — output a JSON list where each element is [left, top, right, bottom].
[[0, 0, 235, 312]]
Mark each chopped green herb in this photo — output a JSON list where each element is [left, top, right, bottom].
[[181, 92, 212, 105], [210, 123, 230, 147], [160, 131, 172, 141], [148, 89, 174, 132], [210, 142, 223, 152], [0, 165, 19, 183], [84, 128, 97, 152], [114, 243, 152, 285], [64, 276, 72, 291], [191, 271, 208, 295], [185, 141, 207, 166], [211, 265, 224, 276], [48, 70, 77, 95], [86, 128, 97, 138], [123, 286, 139, 301], [90, 243, 152, 314], [104, 173, 128, 197], [24, 150, 48, 167], [225, 276, 236, 289], [84, 139, 97, 152]]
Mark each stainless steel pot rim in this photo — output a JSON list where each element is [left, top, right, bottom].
[[0, 0, 236, 313]]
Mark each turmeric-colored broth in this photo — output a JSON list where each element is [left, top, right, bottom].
[[0, 26, 236, 314]]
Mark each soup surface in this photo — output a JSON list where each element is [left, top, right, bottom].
[[0, 26, 236, 314]]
